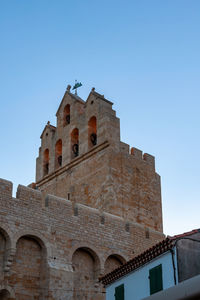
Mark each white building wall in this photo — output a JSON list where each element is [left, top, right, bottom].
[[106, 249, 178, 300]]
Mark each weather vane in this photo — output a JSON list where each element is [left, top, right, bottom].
[[72, 80, 82, 95]]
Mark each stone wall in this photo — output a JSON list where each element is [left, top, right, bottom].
[[0, 178, 164, 299], [35, 88, 163, 232], [0, 87, 164, 299], [176, 232, 200, 282]]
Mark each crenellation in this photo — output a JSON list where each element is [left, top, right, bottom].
[[45, 194, 73, 213], [0, 179, 13, 199], [131, 146, 143, 159], [0, 179, 162, 241], [16, 184, 42, 203], [120, 142, 130, 154], [143, 153, 155, 170]]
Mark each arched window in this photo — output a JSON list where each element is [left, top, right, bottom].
[[43, 149, 49, 176], [71, 128, 79, 158], [88, 116, 97, 148], [55, 139, 62, 169], [63, 104, 70, 126]]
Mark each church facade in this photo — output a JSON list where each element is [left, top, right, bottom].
[[0, 86, 164, 299]]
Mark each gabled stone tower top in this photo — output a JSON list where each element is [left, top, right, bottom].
[[36, 86, 120, 181], [35, 86, 163, 232]]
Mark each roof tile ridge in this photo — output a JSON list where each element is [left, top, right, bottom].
[[100, 236, 173, 285], [167, 228, 200, 240]]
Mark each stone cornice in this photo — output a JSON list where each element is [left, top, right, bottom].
[[36, 141, 110, 187]]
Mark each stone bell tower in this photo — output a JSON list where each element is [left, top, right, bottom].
[[35, 86, 162, 232], [0, 85, 164, 300]]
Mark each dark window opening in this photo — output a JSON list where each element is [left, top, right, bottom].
[[115, 284, 124, 300], [44, 163, 49, 174], [55, 139, 62, 169], [71, 128, 79, 159], [72, 143, 79, 157], [66, 114, 70, 124], [88, 116, 97, 149], [57, 155, 62, 166], [100, 215, 105, 224], [149, 264, 163, 295], [43, 149, 49, 176], [125, 222, 130, 232], [63, 104, 70, 126], [90, 133, 97, 146]]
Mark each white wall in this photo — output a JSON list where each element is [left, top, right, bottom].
[[106, 249, 178, 300]]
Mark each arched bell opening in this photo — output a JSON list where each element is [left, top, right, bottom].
[[43, 148, 49, 176], [88, 116, 97, 149], [71, 128, 79, 159], [55, 139, 62, 169], [63, 104, 70, 126]]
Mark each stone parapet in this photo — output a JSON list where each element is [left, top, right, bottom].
[[0, 178, 164, 299]]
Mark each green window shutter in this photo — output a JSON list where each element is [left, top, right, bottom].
[[115, 284, 124, 300], [149, 264, 163, 295]]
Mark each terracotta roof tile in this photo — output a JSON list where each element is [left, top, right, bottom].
[[100, 229, 200, 286], [168, 229, 199, 240]]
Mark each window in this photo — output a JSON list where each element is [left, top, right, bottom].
[[55, 139, 62, 169], [63, 104, 70, 126], [71, 128, 79, 158], [43, 149, 49, 176], [145, 228, 150, 239], [115, 284, 124, 300], [149, 264, 163, 295], [88, 116, 97, 148]]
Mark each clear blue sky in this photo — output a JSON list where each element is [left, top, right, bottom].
[[0, 0, 200, 236]]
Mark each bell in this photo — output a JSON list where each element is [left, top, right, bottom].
[[90, 133, 97, 146]]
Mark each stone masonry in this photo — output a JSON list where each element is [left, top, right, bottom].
[[0, 86, 164, 299]]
